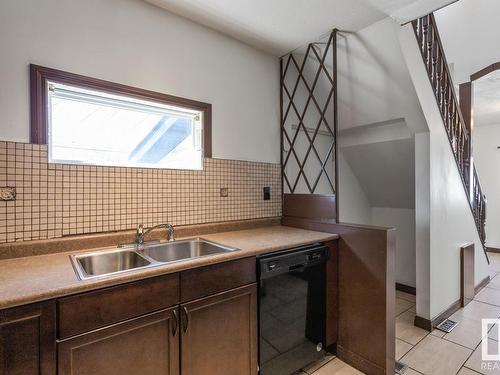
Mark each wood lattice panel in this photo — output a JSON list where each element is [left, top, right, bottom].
[[280, 31, 338, 195]]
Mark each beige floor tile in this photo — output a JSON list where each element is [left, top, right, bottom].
[[458, 367, 484, 374], [398, 369, 423, 375], [443, 316, 488, 349], [488, 276, 500, 291], [490, 262, 500, 273], [452, 301, 500, 322], [401, 334, 472, 375], [475, 288, 500, 307], [489, 253, 500, 264], [312, 358, 363, 375], [465, 338, 500, 374], [397, 290, 416, 303], [396, 298, 415, 316], [431, 328, 446, 338], [396, 338, 413, 360], [303, 355, 335, 374], [489, 322, 499, 341], [396, 310, 429, 345]]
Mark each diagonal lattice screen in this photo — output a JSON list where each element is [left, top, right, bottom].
[[280, 31, 337, 195]]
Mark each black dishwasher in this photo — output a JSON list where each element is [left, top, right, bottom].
[[257, 243, 329, 375]]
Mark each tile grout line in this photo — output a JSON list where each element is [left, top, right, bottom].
[[398, 336, 420, 347], [454, 337, 483, 375], [472, 297, 500, 309], [461, 365, 484, 374], [448, 299, 500, 374], [398, 331, 432, 363], [396, 303, 416, 318]]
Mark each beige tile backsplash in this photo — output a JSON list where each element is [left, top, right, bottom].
[[0, 142, 282, 243]]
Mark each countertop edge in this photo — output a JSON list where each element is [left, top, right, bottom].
[[0, 228, 338, 311]]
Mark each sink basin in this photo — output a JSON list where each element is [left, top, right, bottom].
[[139, 238, 238, 263], [71, 238, 238, 281], [71, 249, 153, 280]]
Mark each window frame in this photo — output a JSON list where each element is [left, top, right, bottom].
[[30, 64, 212, 158]]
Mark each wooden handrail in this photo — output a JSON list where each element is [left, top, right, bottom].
[[412, 14, 488, 261]]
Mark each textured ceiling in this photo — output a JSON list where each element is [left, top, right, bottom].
[[144, 0, 455, 55], [474, 70, 500, 127]]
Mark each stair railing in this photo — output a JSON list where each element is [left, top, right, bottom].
[[472, 165, 487, 245], [412, 14, 488, 257]]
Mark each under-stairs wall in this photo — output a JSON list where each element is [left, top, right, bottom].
[[399, 23, 490, 321]]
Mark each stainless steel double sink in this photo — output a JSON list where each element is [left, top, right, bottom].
[[70, 238, 239, 280]]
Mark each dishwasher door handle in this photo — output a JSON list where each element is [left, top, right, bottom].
[[288, 264, 306, 272]]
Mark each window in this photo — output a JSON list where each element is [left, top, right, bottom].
[[30, 65, 212, 170]]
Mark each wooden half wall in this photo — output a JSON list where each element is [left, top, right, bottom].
[[282, 193, 395, 375]]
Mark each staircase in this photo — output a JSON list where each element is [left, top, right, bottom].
[[412, 14, 488, 261]]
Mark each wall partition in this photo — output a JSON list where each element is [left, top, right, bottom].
[[280, 30, 396, 375], [280, 30, 338, 221]]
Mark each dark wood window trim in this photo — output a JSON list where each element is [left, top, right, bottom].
[[30, 64, 212, 157], [470, 61, 500, 82]]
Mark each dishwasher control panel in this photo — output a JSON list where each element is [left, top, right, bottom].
[[258, 243, 329, 279], [267, 261, 281, 272]]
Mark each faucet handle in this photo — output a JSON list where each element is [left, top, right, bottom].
[[167, 224, 175, 242], [136, 224, 144, 235]]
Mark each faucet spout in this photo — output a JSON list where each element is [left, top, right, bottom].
[[135, 223, 175, 246]]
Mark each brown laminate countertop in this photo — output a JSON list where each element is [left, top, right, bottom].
[[0, 225, 338, 310]]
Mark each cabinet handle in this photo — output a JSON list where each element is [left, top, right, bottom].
[[171, 309, 178, 336], [182, 306, 189, 332]]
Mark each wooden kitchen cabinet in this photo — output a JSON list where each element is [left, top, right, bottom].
[[0, 301, 56, 375], [57, 273, 179, 339], [1, 258, 258, 375], [180, 284, 258, 375], [57, 307, 180, 375]]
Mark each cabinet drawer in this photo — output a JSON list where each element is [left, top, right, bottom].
[[58, 273, 179, 339], [180, 257, 256, 302]]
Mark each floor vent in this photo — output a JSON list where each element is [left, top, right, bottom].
[[436, 318, 458, 333], [395, 361, 408, 374]]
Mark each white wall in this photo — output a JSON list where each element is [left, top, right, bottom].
[[341, 138, 415, 209], [372, 207, 416, 287], [474, 124, 500, 249], [0, 0, 280, 163], [336, 18, 420, 285], [414, 132, 431, 319], [337, 152, 372, 225], [337, 17, 427, 133], [435, 0, 500, 84], [400, 24, 490, 320]]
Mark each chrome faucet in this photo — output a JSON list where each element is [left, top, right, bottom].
[[135, 223, 175, 245]]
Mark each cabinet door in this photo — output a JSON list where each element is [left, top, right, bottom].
[[0, 302, 56, 375], [58, 307, 180, 375], [181, 284, 257, 375]]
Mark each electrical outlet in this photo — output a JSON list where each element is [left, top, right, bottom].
[[263, 186, 271, 200], [0, 187, 16, 201], [220, 187, 228, 197]]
